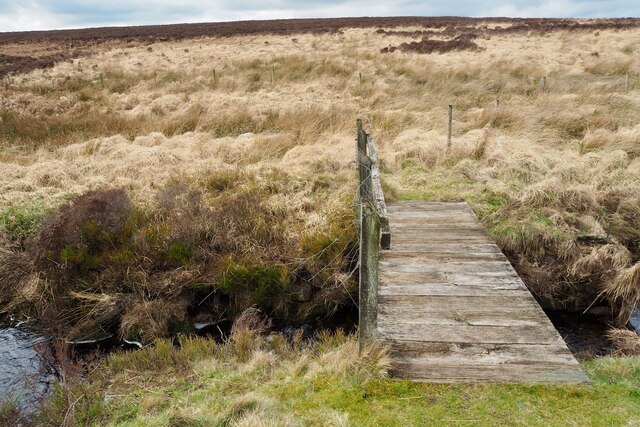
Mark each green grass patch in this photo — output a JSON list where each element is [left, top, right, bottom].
[[37, 334, 640, 426], [0, 201, 53, 244]]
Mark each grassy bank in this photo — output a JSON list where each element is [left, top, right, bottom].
[[29, 332, 640, 426]]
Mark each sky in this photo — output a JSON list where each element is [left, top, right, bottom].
[[0, 0, 638, 32]]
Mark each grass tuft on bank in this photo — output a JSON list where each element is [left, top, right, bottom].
[[34, 332, 640, 426]]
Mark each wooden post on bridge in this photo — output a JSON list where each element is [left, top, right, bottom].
[[356, 119, 368, 198], [359, 201, 380, 352]]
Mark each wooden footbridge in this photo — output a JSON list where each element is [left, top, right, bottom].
[[356, 121, 588, 383]]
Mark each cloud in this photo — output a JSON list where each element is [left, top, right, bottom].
[[0, 2, 66, 32], [0, 0, 638, 32]]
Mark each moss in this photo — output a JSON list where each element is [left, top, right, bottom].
[[468, 189, 511, 217], [0, 202, 51, 244], [59, 244, 103, 272], [218, 260, 290, 310], [168, 242, 196, 267], [487, 208, 568, 259], [205, 170, 249, 195]]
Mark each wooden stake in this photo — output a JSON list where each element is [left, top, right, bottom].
[[359, 72, 363, 84], [213, 68, 217, 85], [447, 104, 453, 149], [359, 201, 379, 353], [271, 67, 275, 84], [541, 76, 547, 92], [625, 72, 630, 92]]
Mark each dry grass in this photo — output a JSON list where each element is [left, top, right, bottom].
[[38, 330, 389, 426], [608, 329, 640, 356], [2, 22, 640, 337]]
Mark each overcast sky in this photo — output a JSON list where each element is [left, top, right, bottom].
[[0, 0, 638, 32]]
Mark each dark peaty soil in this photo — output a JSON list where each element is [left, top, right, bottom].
[[1, 17, 640, 78]]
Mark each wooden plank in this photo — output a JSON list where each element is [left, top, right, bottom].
[[379, 260, 516, 274], [391, 230, 491, 240], [365, 135, 390, 249], [378, 311, 548, 327], [377, 304, 546, 320], [378, 294, 543, 310], [384, 341, 579, 365], [388, 242, 503, 254], [377, 282, 530, 297], [391, 234, 495, 244], [390, 223, 485, 232], [386, 201, 471, 210], [379, 270, 528, 286], [389, 361, 590, 383], [376, 323, 564, 345], [386, 210, 476, 218], [381, 251, 506, 262]]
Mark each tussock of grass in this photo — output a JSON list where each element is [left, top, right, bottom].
[[608, 329, 640, 356], [0, 201, 52, 246], [2, 174, 357, 342]]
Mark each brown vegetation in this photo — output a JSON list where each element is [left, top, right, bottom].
[[381, 37, 481, 54], [608, 329, 640, 356], [2, 19, 640, 342]]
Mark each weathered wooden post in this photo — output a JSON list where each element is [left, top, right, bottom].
[[359, 201, 380, 352], [271, 67, 275, 84], [213, 68, 217, 85], [447, 104, 453, 150], [541, 76, 547, 92], [356, 119, 369, 197], [625, 72, 630, 92], [359, 72, 363, 84]]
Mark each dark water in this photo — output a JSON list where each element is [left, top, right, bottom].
[[0, 324, 55, 413], [546, 311, 614, 360]]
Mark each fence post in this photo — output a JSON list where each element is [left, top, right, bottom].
[[541, 76, 547, 92], [359, 201, 380, 352], [625, 72, 630, 92], [447, 104, 453, 150], [359, 72, 363, 84], [213, 68, 217, 85], [271, 67, 275, 84], [357, 119, 369, 197]]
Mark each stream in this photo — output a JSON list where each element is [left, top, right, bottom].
[[0, 308, 637, 415], [0, 323, 55, 414]]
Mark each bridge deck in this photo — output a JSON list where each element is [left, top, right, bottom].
[[377, 201, 589, 383]]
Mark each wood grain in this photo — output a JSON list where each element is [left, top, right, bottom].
[[377, 201, 588, 384]]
